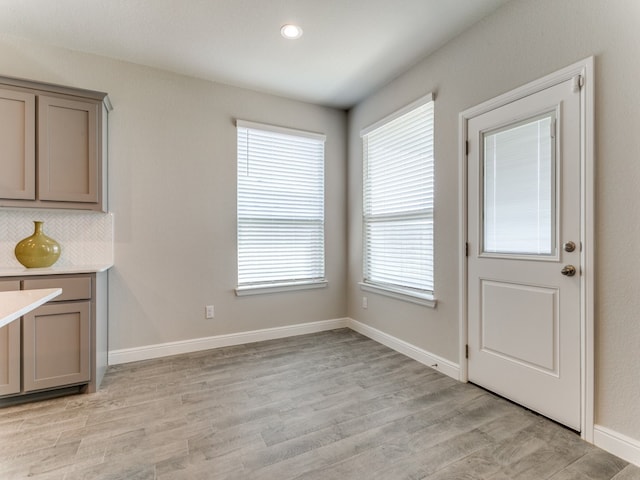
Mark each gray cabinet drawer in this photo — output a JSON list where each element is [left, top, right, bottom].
[[0, 280, 20, 292], [22, 276, 92, 301]]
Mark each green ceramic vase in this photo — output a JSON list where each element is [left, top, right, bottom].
[[14, 221, 61, 268]]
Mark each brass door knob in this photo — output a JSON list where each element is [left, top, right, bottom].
[[561, 265, 577, 277]]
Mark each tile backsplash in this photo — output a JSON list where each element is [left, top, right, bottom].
[[0, 209, 113, 268]]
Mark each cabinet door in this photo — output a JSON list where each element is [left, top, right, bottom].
[[38, 95, 99, 204], [0, 89, 35, 200], [22, 301, 91, 392], [0, 280, 21, 396]]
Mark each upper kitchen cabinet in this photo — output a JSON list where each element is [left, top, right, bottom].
[[38, 96, 99, 205], [0, 89, 35, 201], [0, 75, 112, 212]]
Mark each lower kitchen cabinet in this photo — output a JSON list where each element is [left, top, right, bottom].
[[22, 300, 91, 392], [0, 272, 107, 401], [0, 280, 21, 396]]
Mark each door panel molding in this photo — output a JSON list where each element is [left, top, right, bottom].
[[480, 279, 559, 374], [458, 57, 594, 440]]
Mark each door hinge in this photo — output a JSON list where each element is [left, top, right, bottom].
[[465, 344, 469, 359], [465, 140, 469, 156], [572, 74, 584, 93], [465, 242, 469, 257]]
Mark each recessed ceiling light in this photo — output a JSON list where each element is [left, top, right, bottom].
[[281, 24, 303, 40]]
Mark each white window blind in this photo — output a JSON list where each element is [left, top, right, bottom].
[[237, 120, 326, 292], [483, 113, 555, 255], [362, 95, 434, 297]]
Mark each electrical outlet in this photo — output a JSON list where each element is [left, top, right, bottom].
[[205, 305, 215, 319], [362, 296, 368, 309]]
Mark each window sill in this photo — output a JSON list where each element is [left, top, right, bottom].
[[236, 280, 328, 296], [358, 282, 437, 308]]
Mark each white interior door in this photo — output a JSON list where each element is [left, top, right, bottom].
[[466, 75, 582, 430]]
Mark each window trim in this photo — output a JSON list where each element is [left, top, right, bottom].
[[236, 280, 328, 296], [361, 93, 433, 136], [236, 120, 326, 143], [360, 93, 436, 307], [358, 282, 436, 308]]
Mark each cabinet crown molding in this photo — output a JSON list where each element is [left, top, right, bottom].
[[0, 74, 110, 106]]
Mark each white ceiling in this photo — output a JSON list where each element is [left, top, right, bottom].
[[0, 0, 510, 109]]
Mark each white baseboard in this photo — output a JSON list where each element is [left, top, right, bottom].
[[347, 318, 460, 380], [594, 425, 640, 467], [108, 317, 349, 365], [108, 317, 460, 382]]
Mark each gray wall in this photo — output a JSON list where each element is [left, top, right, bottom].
[[347, 0, 640, 440], [0, 33, 348, 350]]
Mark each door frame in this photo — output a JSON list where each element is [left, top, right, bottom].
[[458, 57, 595, 440]]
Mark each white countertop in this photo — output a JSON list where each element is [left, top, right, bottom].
[[0, 263, 113, 277], [0, 288, 62, 328]]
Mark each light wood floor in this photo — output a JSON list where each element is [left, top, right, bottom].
[[1, 328, 639, 479]]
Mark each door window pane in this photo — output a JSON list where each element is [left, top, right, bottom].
[[483, 113, 556, 255]]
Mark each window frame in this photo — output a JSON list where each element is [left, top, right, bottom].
[[359, 94, 436, 308], [235, 120, 327, 296]]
